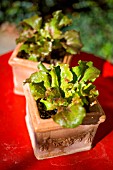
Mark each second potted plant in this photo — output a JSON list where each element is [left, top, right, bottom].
[[23, 61, 106, 160], [9, 10, 82, 95]]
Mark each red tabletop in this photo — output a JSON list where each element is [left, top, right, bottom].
[[0, 51, 113, 170]]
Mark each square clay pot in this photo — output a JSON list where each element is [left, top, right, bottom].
[[8, 44, 72, 95], [23, 83, 106, 160]]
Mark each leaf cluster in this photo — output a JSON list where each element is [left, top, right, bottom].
[[25, 61, 100, 128], [16, 10, 82, 63]]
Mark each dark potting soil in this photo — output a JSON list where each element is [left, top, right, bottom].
[[36, 99, 57, 119], [36, 98, 90, 120], [17, 49, 64, 65]]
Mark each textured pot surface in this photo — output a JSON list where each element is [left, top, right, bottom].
[[23, 83, 106, 160], [9, 44, 72, 95]]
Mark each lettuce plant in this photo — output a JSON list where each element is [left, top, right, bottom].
[[16, 10, 82, 63], [24, 61, 100, 128]]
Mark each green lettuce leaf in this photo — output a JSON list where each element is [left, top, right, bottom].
[[52, 10, 72, 29], [61, 30, 83, 54], [40, 87, 68, 110], [37, 40, 52, 57], [40, 99, 56, 110], [26, 71, 50, 88], [81, 66, 100, 82], [72, 60, 90, 81], [38, 62, 49, 73], [29, 83, 45, 100], [53, 104, 86, 128], [44, 10, 72, 39], [59, 63, 73, 97], [50, 67, 59, 87], [22, 15, 42, 31], [71, 60, 100, 101]]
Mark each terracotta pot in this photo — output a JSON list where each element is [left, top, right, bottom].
[[23, 83, 106, 160], [8, 44, 72, 95]]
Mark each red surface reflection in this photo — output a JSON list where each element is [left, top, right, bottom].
[[0, 51, 113, 170]]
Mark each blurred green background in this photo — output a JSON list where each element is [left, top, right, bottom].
[[0, 0, 113, 63]]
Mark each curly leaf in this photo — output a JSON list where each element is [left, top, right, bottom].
[[19, 42, 40, 61], [22, 15, 42, 31], [82, 83, 99, 97], [16, 29, 35, 43], [59, 15, 72, 28], [53, 104, 86, 128], [61, 30, 83, 54], [45, 21, 62, 39], [40, 87, 68, 110], [71, 92, 83, 105], [29, 83, 45, 100], [52, 10, 72, 29], [82, 83, 96, 95], [41, 96, 68, 111], [19, 43, 29, 53], [81, 67, 100, 82], [71, 61, 85, 81], [29, 54, 38, 61], [50, 67, 59, 87], [59, 63, 73, 97], [26, 71, 50, 88], [40, 27, 51, 39], [45, 10, 72, 39], [38, 62, 49, 73], [40, 99, 56, 110], [59, 63, 73, 82], [45, 87, 61, 100], [72, 60, 94, 81], [37, 40, 52, 57]]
